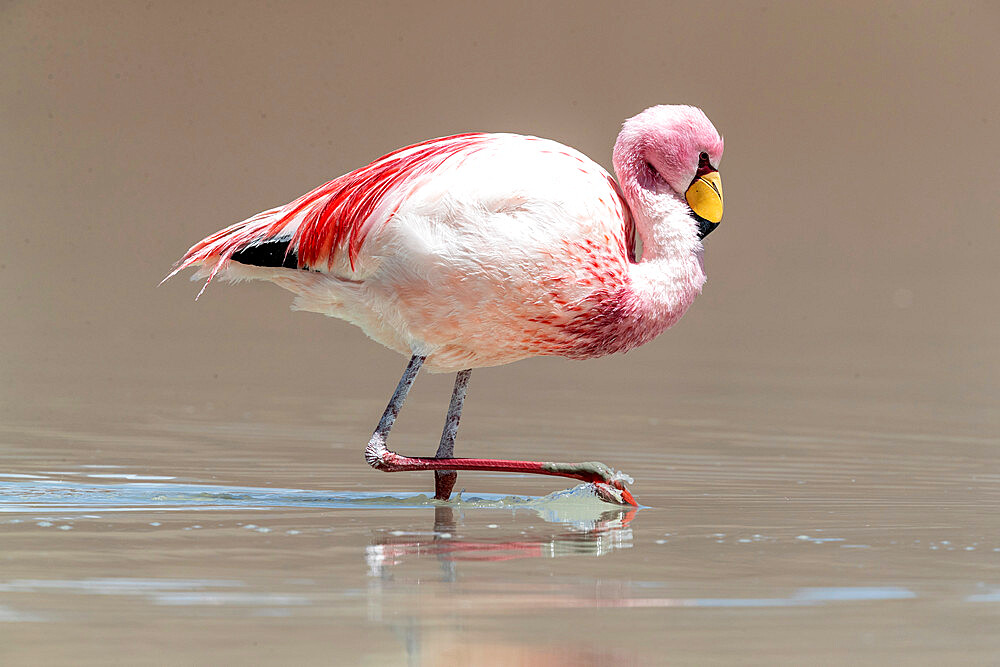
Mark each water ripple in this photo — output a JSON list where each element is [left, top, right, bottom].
[[0, 478, 629, 520]]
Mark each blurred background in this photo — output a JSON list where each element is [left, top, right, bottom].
[[2, 1, 996, 436], [2, 2, 999, 662]]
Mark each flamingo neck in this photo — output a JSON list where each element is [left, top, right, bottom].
[[574, 155, 707, 354], [621, 150, 707, 327], [558, 199, 705, 359], [625, 243, 706, 336]]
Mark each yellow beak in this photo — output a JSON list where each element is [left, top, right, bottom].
[[684, 171, 724, 224]]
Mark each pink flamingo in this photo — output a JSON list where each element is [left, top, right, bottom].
[[166, 105, 724, 506]]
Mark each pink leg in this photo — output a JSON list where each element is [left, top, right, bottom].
[[364, 356, 638, 506]]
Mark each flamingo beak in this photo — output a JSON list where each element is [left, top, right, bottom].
[[685, 170, 723, 239]]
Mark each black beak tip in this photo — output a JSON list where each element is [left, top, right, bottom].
[[695, 214, 720, 240]]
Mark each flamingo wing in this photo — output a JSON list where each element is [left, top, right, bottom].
[[165, 133, 496, 292]]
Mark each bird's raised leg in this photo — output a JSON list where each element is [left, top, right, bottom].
[[364, 354, 426, 471], [364, 355, 637, 506], [433, 369, 472, 500]]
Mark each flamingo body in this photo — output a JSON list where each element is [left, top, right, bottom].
[[169, 106, 723, 372]]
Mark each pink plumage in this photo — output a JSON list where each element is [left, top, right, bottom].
[[166, 105, 725, 505]]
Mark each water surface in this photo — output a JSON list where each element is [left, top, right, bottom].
[[2, 385, 998, 665]]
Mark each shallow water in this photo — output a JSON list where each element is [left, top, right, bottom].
[[2, 368, 998, 665]]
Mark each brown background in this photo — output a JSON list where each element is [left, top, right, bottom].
[[3, 1, 998, 426]]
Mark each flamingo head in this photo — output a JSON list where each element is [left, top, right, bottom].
[[613, 105, 725, 240]]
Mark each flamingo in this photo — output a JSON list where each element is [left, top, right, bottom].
[[165, 105, 724, 506]]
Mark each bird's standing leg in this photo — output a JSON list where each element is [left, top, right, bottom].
[[365, 356, 637, 506], [433, 369, 472, 500]]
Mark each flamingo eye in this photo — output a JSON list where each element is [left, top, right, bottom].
[[695, 152, 714, 177]]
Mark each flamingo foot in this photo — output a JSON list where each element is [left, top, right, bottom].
[[590, 481, 639, 506], [541, 461, 638, 506]]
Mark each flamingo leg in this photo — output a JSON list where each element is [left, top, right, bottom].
[[433, 369, 472, 500], [364, 354, 426, 466], [364, 355, 638, 506]]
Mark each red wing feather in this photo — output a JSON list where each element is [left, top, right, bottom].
[[167, 133, 492, 288]]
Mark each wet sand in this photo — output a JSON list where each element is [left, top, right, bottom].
[[2, 2, 999, 664]]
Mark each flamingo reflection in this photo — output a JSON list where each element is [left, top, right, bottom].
[[366, 505, 636, 578]]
